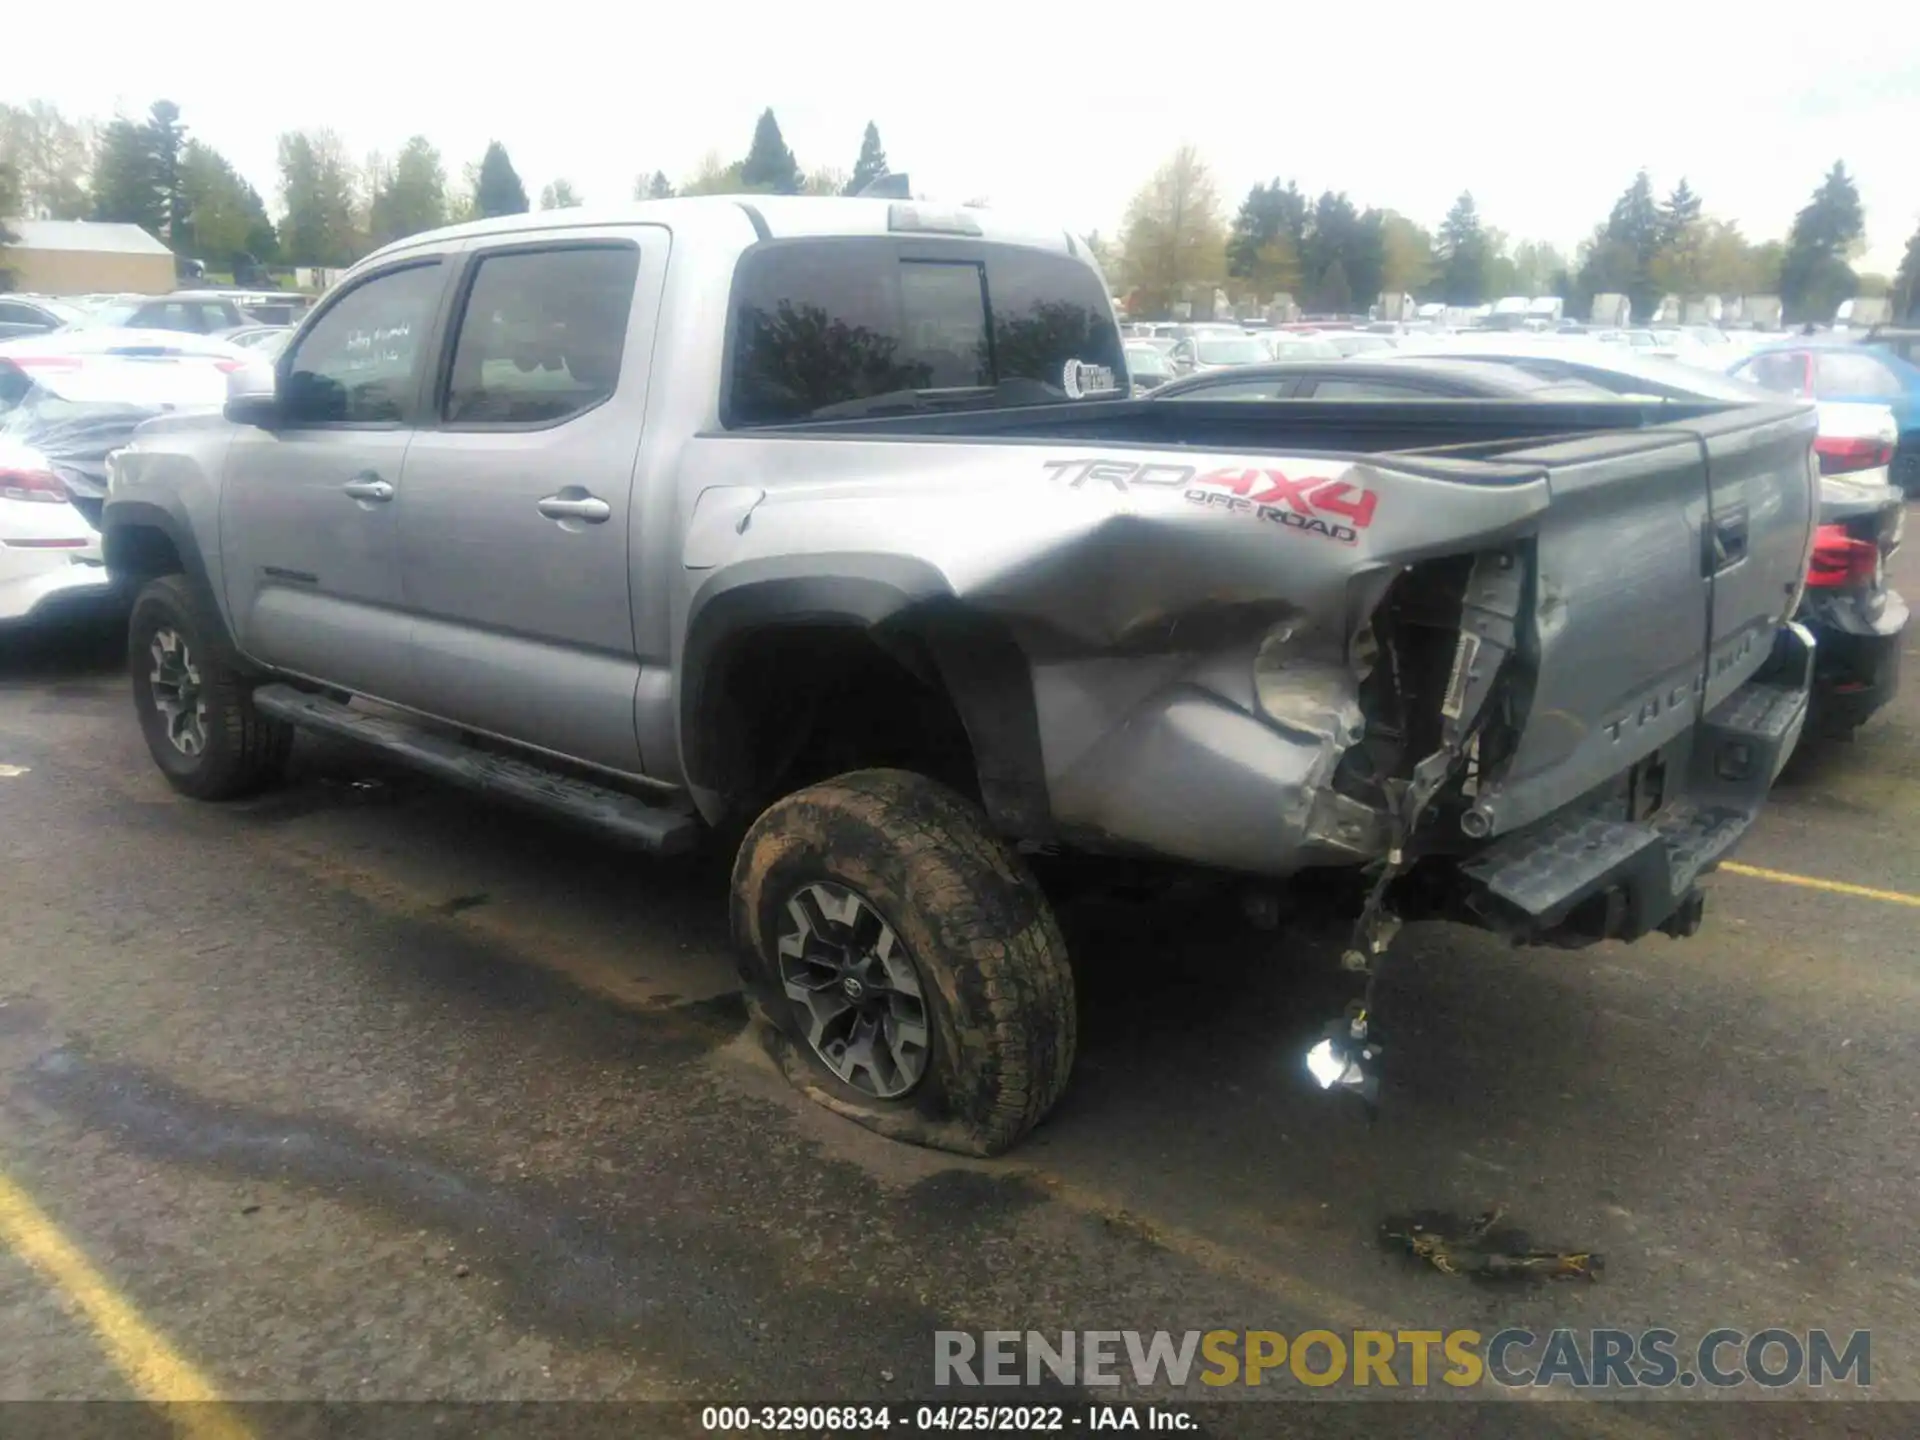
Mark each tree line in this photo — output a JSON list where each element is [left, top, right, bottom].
[[0, 100, 898, 274], [5, 99, 1917, 323], [1110, 146, 1919, 325]]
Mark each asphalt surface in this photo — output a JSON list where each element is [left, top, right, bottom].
[[2, 544, 1918, 1438]]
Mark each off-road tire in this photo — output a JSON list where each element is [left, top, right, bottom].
[[732, 768, 1076, 1156], [129, 574, 291, 800]]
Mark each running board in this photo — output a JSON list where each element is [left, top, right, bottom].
[[251, 684, 702, 856]]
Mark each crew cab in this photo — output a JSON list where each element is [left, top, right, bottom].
[[103, 197, 1818, 1153]]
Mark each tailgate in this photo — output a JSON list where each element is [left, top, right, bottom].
[[1463, 405, 1815, 838], [1695, 404, 1821, 712], [1467, 428, 1715, 836]]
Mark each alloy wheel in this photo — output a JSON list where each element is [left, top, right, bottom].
[[776, 881, 930, 1099], [148, 627, 209, 757]]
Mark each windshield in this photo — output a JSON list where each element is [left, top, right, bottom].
[[1194, 337, 1268, 365], [1125, 345, 1171, 376], [72, 302, 142, 328]]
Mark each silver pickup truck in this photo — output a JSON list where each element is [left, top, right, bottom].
[[103, 196, 1818, 1154]]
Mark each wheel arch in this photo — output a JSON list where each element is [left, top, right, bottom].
[[680, 556, 1051, 834], [103, 499, 241, 657]]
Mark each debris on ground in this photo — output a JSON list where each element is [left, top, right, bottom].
[[1378, 1205, 1603, 1282]]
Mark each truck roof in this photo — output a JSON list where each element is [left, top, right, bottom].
[[362, 196, 1079, 269]]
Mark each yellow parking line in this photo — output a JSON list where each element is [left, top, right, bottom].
[[1720, 861, 1920, 909], [0, 1169, 253, 1439]]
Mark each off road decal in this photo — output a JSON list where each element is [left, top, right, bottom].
[[1040, 457, 1376, 544]]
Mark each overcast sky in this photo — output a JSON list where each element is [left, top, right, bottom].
[[17, 2, 1920, 271]]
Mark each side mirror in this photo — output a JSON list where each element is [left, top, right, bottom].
[[223, 360, 281, 428]]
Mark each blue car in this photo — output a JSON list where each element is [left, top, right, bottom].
[[1729, 340, 1920, 492]]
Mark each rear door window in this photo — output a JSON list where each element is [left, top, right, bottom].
[[442, 245, 641, 425], [724, 238, 1123, 426], [1812, 350, 1903, 400], [1739, 351, 1809, 395]]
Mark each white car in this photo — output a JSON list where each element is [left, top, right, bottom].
[[0, 433, 114, 624], [0, 328, 248, 625]]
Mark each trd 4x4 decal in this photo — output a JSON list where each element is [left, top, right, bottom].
[[1040, 457, 1378, 544]]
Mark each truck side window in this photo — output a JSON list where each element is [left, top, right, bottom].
[[724, 239, 1125, 427], [443, 246, 641, 426], [280, 261, 443, 426]]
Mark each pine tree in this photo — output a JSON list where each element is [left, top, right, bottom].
[[90, 117, 166, 237], [369, 137, 448, 244], [844, 122, 888, 195], [1437, 192, 1488, 305], [1893, 220, 1920, 323], [1780, 161, 1865, 323], [148, 100, 188, 244], [1658, 178, 1703, 250], [474, 141, 529, 218], [740, 109, 802, 195]]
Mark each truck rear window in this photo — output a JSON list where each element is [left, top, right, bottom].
[[723, 238, 1124, 427]]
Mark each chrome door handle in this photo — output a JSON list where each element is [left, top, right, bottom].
[[342, 475, 394, 502], [537, 493, 611, 524]]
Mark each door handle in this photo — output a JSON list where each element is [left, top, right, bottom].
[[342, 474, 394, 502], [1705, 505, 1749, 574], [537, 493, 611, 524]]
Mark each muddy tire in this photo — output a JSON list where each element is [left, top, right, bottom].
[[130, 574, 291, 801], [731, 768, 1076, 1156]]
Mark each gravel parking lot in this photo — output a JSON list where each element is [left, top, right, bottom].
[[2, 539, 1917, 1437]]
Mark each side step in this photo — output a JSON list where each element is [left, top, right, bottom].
[[251, 684, 702, 856]]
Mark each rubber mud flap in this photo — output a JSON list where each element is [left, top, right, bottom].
[[731, 768, 1076, 1156]]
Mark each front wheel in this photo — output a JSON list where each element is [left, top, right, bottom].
[[129, 574, 291, 800], [731, 768, 1076, 1156]]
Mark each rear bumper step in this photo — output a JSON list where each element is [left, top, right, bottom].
[[1458, 632, 1812, 945], [251, 684, 702, 856]]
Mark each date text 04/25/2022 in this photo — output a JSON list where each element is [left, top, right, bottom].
[[700, 1404, 1194, 1432]]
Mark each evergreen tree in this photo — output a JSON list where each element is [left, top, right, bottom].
[[1658, 178, 1703, 250], [473, 141, 529, 218], [740, 109, 802, 195], [369, 136, 449, 245], [1227, 180, 1308, 283], [1436, 192, 1489, 305], [277, 129, 362, 266], [90, 117, 165, 237], [1893, 219, 1920, 323], [148, 100, 188, 244], [844, 122, 888, 194], [1780, 161, 1865, 323]]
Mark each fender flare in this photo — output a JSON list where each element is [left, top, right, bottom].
[[680, 555, 1052, 834], [102, 498, 241, 657]]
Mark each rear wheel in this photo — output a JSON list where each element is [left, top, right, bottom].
[[732, 768, 1076, 1156], [130, 574, 290, 800]]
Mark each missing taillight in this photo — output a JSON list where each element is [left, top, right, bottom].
[[1813, 434, 1895, 476]]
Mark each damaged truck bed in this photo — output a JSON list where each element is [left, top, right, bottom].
[[699, 394, 1818, 943], [105, 199, 1818, 1150]]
